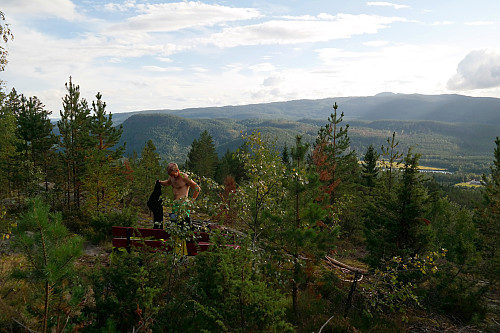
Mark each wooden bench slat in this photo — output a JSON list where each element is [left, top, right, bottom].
[[112, 226, 170, 239]]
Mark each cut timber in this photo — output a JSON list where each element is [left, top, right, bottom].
[[324, 255, 369, 275]]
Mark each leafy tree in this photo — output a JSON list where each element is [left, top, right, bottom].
[[185, 130, 218, 179], [57, 77, 92, 210], [11, 197, 83, 333], [236, 132, 287, 250], [0, 10, 14, 74], [82, 92, 125, 214]]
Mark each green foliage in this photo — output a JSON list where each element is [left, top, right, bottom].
[[0, 11, 13, 73], [185, 130, 219, 179], [57, 77, 92, 210], [81, 251, 177, 332], [312, 103, 359, 218], [87, 207, 137, 244], [130, 139, 164, 207], [183, 245, 294, 333], [236, 132, 287, 249], [82, 92, 126, 215], [119, 111, 498, 174], [365, 148, 433, 266], [362, 251, 446, 321], [421, 265, 488, 324], [428, 197, 479, 266], [361, 144, 380, 188], [215, 148, 247, 185], [11, 197, 83, 333], [477, 136, 500, 281]]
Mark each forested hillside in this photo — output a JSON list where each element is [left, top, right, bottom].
[[120, 112, 499, 174]]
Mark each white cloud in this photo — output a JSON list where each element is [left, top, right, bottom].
[[142, 65, 183, 72], [207, 14, 405, 48], [2, 0, 84, 21], [249, 63, 276, 72], [364, 40, 390, 47], [431, 21, 454, 26], [107, 2, 261, 33], [103, 1, 138, 12], [366, 2, 410, 10], [465, 21, 495, 26], [447, 50, 500, 90]]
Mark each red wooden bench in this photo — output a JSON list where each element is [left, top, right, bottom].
[[112, 226, 211, 256]]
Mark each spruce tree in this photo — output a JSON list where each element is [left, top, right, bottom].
[[361, 144, 380, 188], [185, 130, 218, 179]]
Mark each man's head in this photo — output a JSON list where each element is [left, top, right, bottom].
[[167, 163, 180, 177]]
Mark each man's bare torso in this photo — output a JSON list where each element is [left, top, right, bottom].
[[170, 173, 191, 200]]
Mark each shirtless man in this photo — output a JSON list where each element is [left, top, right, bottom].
[[159, 162, 200, 202]]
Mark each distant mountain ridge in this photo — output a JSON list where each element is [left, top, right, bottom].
[[116, 93, 500, 174], [112, 93, 500, 125]]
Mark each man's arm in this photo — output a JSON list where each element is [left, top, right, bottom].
[[158, 178, 171, 187], [184, 175, 201, 200]]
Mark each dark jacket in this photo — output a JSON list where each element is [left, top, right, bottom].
[[147, 180, 163, 222]]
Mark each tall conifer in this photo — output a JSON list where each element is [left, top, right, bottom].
[[57, 77, 91, 210]]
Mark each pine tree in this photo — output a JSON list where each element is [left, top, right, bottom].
[[14, 94, 57, 195], [312, 103, 358, 221], [0, 89, 21, 198], [185, 130, 218, 179], [11, 197, 83, 333], [381, 131, 403, 191], [82, 92, 125, 214], [57, 77, 92, 210], [281, 135, 335, 321]]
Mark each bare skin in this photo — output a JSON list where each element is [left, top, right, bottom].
[[159, 167, 200, 201]]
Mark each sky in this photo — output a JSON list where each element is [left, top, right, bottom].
[[2, 0, 500, 116]]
